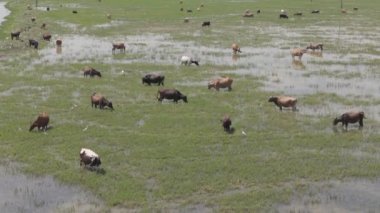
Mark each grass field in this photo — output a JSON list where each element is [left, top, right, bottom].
[[0, 0, 380, 211]]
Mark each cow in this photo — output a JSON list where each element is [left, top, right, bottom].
[[279, 14, 289, 19], [306, 43, 323, 51], [91, 92, 114, 110], [333, 111, 365, 129], [291, 48, 307, 60], [29, 112, 49, 131], [80, 148, 101, 167], [221, 116, 232, 132], [82, 66, 102, 78], [112, 42, 125, 53], [29, 39, 39, 49], [231, 43, 242, 54], [56, 39, 62, 47], [208, 76, 233, 91], [142, 73, 165, 86], [294, 12, 303, 16], [42, 33, 52, 41], [157, 89, 188, 103], [202, 21, 211, 27], [268, 96, 297, 111], [11, 31, 21, 40], [181, 56, 199, 66], [311, 10, 320, 14]]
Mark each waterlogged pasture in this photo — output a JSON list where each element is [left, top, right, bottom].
[[0, 0, 379, 211]]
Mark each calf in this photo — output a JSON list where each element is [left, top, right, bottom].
[[208, 76, 233, 91], [231, 43, 242, 54], [29, 112, 49, 131], [221, 116, 232, 132], [333, 111, 365, 129], [29, 39, 39, 49], [91, 92, 114, 110], [268, 96, 297, 111], [157, 89, 188, 103], [112, 42, 126, 53], [42, 33, 52, 41], [80, 148, 101, 167], [142, 73, 165, 86]]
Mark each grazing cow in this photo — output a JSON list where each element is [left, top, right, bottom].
[[11, 31, 21, 40], [311, 10, 320, 14], [142, 73, 165, 86], [31, 17, 36, 22], [187, 9, 193, 13], [306, 43, 323, 51], [279, 14, 289, 19], [294, 12, 303, 16], [268, 96, 297, 111], [80, 148, 101, 167], [72, 10, 78, 14], [82, 66, 102, 77], [333, 111, 365, 129], [56, 39, 62, 46], [353, 8, 359, 11], [202, 21, 210, 27], [42, 33, 52, 41], [291, 48, 307, 60], [91, 92, 114, 110], [231, 43, 242, 54], [29, 112, 49, 131], [257, 9, 261, 14], [208, 76, 233, 91], [41, 23, 46, 29], [181, 56, 199, 66], [112, 42, 125, 53], [29, 39, 39, 49], [221, 116, 232, 132], [157, 89, 188, 103]]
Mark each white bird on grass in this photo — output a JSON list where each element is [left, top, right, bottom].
[[242, 130, 247, 136]]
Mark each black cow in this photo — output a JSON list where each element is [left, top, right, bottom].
[[279, 14, 289, 19], [202, 21, 210, 27], [311, 10, 320, 14], [157, 89, 187, 103], [29, 39, 39, 49], [142, 74, 165, 86], [11, 31, 21, 40]]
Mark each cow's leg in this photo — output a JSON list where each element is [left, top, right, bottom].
[[228, 86, 232, 91], [279, 106, 282, 111], [359, 118, 363, 127]]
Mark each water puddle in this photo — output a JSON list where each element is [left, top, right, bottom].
[[276, 179, 380, 212], [0, 2, 10, 25], [0, 161, 104, 212]]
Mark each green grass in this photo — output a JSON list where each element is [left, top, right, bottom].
[[0, 0, 379, 211]]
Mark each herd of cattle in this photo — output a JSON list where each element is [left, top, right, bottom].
[[15, 2, 365, 169]]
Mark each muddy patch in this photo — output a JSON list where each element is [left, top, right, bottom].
[[0, 161, 104, 212], [276, 179, 380, 212]]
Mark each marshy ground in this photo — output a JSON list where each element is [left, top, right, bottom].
[[0, 0, 379, 211]]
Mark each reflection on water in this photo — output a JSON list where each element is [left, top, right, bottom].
[[308, 51, 323, 58], [292, 60, 305, 70], [0, 162, 104, 212], [56, 46, 62, 54], [277, 179, 380, 212]]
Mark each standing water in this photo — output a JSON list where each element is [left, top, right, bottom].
[[0, 2, 10, 26]]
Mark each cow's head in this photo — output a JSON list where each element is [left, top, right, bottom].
[[181, 95, 188, 103], [268, 96, 278, 103]]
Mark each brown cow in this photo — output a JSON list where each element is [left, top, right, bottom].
[[306, 43, 323, 51], [112, 42, 125, 53], [29, 112, 50, 131], [42, 33, 52, 41], [91, 92, 113, 110], [56, 39, 62, 47], [268, 96, 297, 111], [333, 111, 365, 129], [82, 66, 101, 77], [232, 43, 242, 54], [291, 48, 307, 60], [208, 76, 233, 91]]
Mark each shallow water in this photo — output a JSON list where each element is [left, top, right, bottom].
[[276, 179, 380, 213], [0, 2, 10, 26], [0, 162, 103, 213]]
